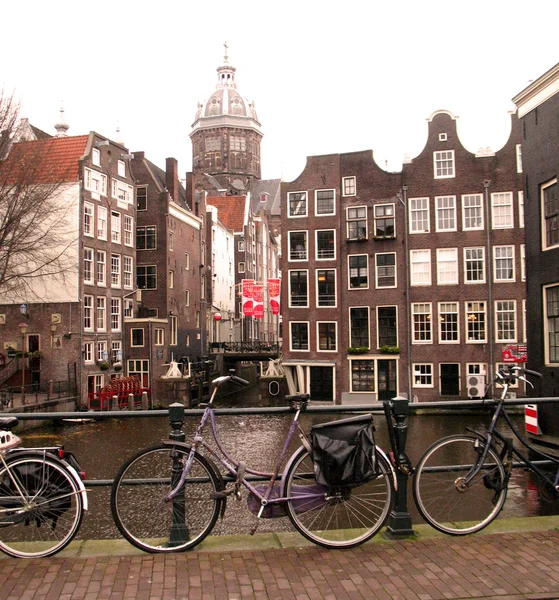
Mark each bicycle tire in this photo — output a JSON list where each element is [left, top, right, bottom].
[[284, 446, 393, 548], [413, 434, 507, 535], [0, 455, 83, 558], [110, 444, 223, 553]]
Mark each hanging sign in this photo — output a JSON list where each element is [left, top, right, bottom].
[[253, 284, 264, 319], [242, 279, 254, 317], [268, 278, 281, 315]]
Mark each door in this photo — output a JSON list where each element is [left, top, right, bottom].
[[28, 334, 41, 390], [377, 359, 397, 401], [310, 366, 334, 402], [440, 363, 460, 395]]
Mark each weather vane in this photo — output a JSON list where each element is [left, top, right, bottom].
[[224, 41, 228, 63]]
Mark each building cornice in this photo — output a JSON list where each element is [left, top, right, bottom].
[[513, 62, 559, 118]]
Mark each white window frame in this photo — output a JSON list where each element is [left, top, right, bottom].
[[117, 159, 126, 177], [96, 296, 106, 332], [516, 144, 523, 173], [377, 305, 398, 349], [111, 298, 121, 332], [462, 194, 484, 231], [348, 254, 369, 290], [111, 211, 121, 244], [238, 262, 245, 274], [373, 203, 396, 238], [111, 254, 121, 288], [518, 191, 524, 228], [288, 269, 309, 308], [316, 229, 336, 260], [155, 328, 165, 346], [288, 191, 308, 218], [96, 250, 106, 286], [317, 321, 337, 352], [438, 301, 459, 344], [409, 197, 430, 233], [83, 295, 93, 331], [435, 196, 457, 232], [123, 298, 133, 319], [83, 342, 94, 364], [290, 321, 310, 352], [123, 256, 133, 289], [84, 167, 107, 197], [464, 247, 485, 284], [170, 316, 178, 345], [495, 300, 517, 343], [97, 206, 107, 240], [342, 176, 356, 196], [375, 253, 397, 289], [543, 283, 559, 365], [97, 341, 108, 363], [84, 202, 94, 237], [466, 301, 487, 343], [491, 192, 514, 229], [288, 230, 308, 261], [346, 206, 368, 240], [124, 215, 133, 247], [131, 328, 145, 348], [493, 245, 515, 282], [412, 302, 432, 344], [433, 150, 455, 179], [541, 179, 559, 251], [92, 148, 101, 167], [412, 363, 434, 388], [436, 248, 458, 285], [315, 189, 335, 216], [112, 178, 134, 206], [83, 248, 93, 285], [349, 306, 370, 349], [520, 244, 525, 282], [410, 249, 431, 286], [316, 269, 337, 308]]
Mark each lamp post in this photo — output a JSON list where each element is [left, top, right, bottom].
[[19, 322, 28, 404], [49, 323, 57, 397]]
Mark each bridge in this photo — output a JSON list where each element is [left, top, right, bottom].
[[208, 341, 280, 362]]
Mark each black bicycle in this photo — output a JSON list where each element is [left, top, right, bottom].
[[413, 366, 558, 535]]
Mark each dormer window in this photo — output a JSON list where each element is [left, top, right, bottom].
[[439, 133, 448, 142], [434, 150, 455, 179], [92, 148, 101, 167]]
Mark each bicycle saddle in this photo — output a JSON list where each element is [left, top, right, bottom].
[[0, 417, 18, 431]]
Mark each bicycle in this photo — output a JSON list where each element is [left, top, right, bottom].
[[111, 372, 410, 552], [413, 365, 558, 535], [0, 416, 88, 558]]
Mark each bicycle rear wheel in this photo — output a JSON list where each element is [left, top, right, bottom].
[[0, 455, 83, 558], [110, 444, 223, 553], [413, 434, 507, 535], [284, 446, 393, 548]]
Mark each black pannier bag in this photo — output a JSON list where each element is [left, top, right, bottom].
[[311, 414, 377, 488]]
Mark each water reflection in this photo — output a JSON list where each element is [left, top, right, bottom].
[[22, 392, 559, 541]]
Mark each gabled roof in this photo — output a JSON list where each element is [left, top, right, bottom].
[[206, 195, 248, 233], [1, 135, 89, 184], [251, 179, 281, 216]]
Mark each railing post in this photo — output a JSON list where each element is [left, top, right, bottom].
[[168, 402, 189, 546], [385, 396, 415, 538]]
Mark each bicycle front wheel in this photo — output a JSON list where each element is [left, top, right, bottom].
[[0, 455, 83, 558], [284, 446, 393, 548], [110, 444, 223, 553], [413, 434, 507, 535]]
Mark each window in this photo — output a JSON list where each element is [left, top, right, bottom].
[[439, 133, 447, 141], [412, 303, 432, 343], [435, 196, 456, 231], [112, 179, 133, 204], [155, 328, 165, 346], [111, 211, 121, 243], [127, 359, 150, 388], [136, 226, 156, 250], [288, 231, 307, 261], [111, 341, 122, 364], [83, 342, 93, 364], [131, 328, 145, 347], [124, 216, 133, 246], [495, 300, 516, 342], [377, 306, 397, 347], [436, 248, 458, 285], [518, 192, 524, 228], [170, 316, 178, 345], [375, 253, 396, 288], [111, 254, 121, 287], [96, 251, 106, 286], [350, 360, 375, 392], [413, 364, 433, 387], [346, 206, 367, 239], [316, 230, 335, 259], [185, 290, 190, 307], [348, 255, 368, 289], [83, 248, 93, 284], [84, 168, 107, 196], [169, 270, 174, 289], [410, 249, 431, 286], [98, 206, 107, 240], [136, 186, 147, 211], [439, 302, 459, 343], [491, 192, 514, 229], [205, 136, 220, 151], [544, 284, 559, 364], [315, 189, 335, 215], [493, 246, 515, 282], [288, 192, 307, 217], [123, 256, 133, 289], [137, 265, 157, 289], [92, 148, 101, 166], [316, 269, 336, 307], [409, 198, 429, 233], [97, 341, 107, 363], [96, 296, 106, 331], [462, 194, 483, 230], [516, 144, 523, 173], [123, 299, 133, 318], [520, 245, 526, 282], [238, 262, 245, 273], [342, 176, 356, 196], [289, 270, 308, 307], [169, 231, 174, 251], [374, 204, 395, 237], [466, 301, 486, 342], [290, 322, 309, 351], [434, 150, 455, 178], [229, 136, 246, 151], [117, 159, 126, 177], [464, 248, 485, 283], [350, 307, 369, 348], [542, 180, 559, 249], [111, 298, 121, 332], [317, 322, 337, 351], [84, 202, 94, 236], [83, 295, 93, 331], [185, 253, 190, 270]]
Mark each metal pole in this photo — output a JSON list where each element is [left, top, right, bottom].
[[168, 402, 189, 545]]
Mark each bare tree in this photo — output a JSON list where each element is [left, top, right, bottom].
[[0, 91, 79, 302]]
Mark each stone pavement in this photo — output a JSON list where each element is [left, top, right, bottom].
[[1, 518, 558, 600]]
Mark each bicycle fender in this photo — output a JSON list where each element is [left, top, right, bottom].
[[376, 446, 398, 491], [65, 464, 89, 511], [161, 440, 226, 491]]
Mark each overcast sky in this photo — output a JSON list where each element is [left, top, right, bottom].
[[3, 1, 558, 182]]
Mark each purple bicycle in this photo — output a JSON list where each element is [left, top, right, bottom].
[[111, 372, 396, 552]]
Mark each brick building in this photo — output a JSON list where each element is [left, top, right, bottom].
[[281, 110, 526, 403]]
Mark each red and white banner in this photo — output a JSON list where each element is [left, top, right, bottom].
[[242, 279, 254, 317], [525, 404, 540, 435], [253, 284, 264, 319], [268, 278, 281, 315]]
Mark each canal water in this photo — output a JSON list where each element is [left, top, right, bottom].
[[20, 388, 559, 541]]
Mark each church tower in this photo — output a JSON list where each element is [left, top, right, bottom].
[[190, 44, 262, 194]]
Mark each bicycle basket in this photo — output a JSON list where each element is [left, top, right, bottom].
[[311, 414, 377, 488]]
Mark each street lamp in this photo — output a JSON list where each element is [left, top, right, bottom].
[[19, 322, 28, 404], [49, 323, 57, 397]]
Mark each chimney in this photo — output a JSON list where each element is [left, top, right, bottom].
[[165, 157, 179, 203], [185, 172, 193, 210]]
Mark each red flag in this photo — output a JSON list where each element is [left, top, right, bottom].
[[242, 279, 254, 317], [253, 284, 264, 319], [268, 278, 281, 315]]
